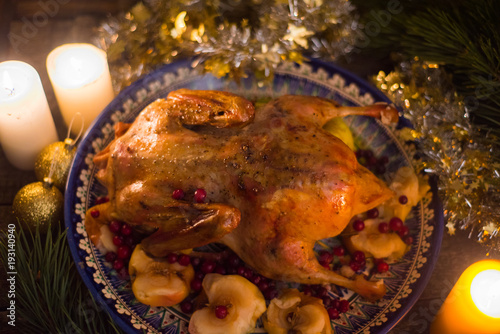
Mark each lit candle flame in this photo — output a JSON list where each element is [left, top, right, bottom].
[[471, 269, 500, 318]]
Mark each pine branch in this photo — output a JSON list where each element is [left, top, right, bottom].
[[0, 222, 124, 334], [352, 0, 500, 136]]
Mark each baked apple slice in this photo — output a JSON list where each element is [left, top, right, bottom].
[[188, 274, 266, 334], [128, 245, 194, 307], [263, 289, 332, 334]]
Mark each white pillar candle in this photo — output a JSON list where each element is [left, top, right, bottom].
[[46, 43, 114, 134], [0, 61, 58, 170]]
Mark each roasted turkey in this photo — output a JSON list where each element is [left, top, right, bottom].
[[85, 89, 399, 300]]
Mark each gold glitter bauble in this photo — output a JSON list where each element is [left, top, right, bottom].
[[12, 178, 64, 233], [34, 138, 76, 191]]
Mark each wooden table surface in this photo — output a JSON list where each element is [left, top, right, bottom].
[[0, 2, 497, 333]]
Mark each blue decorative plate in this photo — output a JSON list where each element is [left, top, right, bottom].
[[65, 59, 443, 334]]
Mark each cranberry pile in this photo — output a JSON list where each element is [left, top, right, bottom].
[[355, 149, 389, 176], [302, 284, 351, 320], [178, 252, 281, 313], [95, 196, 138, 278], [354, 148, 415, 243], [319, 244, 387, 278], [353, 208, 414, 246], [175, 251, 354, 320], [106, 221, 138, 276]]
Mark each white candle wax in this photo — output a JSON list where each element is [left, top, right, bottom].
[[0, 61, 58, 170], [46, 43, 114, 134]]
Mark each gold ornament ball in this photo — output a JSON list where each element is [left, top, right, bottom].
[[12, 179, 64, 233], [34, 138, 76, 191]]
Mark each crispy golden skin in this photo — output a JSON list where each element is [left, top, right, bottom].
[[86, 89, 398, 300]]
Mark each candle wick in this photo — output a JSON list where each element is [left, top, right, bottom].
[[4, 87, 15, 97]]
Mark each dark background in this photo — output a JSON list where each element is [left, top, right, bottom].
[[0, 1, 494, 333]]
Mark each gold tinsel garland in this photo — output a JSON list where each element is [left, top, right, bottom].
[[375, 59, 500, 252], [96, 0, 362, 89]]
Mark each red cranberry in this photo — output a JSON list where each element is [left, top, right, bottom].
[[236, 266, 246, 276], [314, 286, 328, 298], [191, 278, 203, 292], [318, 250, 333, 265], [378, 222, 389, 233], [243, 267, 254, 280], [226, 254, 240, 268], [264, 287, 279, 300], [194, 271, 205, 281], [367, 156, 378, 166], [332, 246, 345, 257], [213, 265, 226, 275], [251, 275, 262, 285], [322, 296, 332, 308], [201, 260, 216, 274], [404, 236, 414, 244], [117, 245, 131, 259], [194, 188, 207, 203], [215, 253, 226, 262], [109, 220, 122, 234], [367, 208, 379, 218], [339, 300, 350, 313], [123, 236, 135, 246], [120, 223, 132, 236], [191, 257, 201, 268], [331, 299, 340, 309], [178, 254, 191, 266], [105, 252, 117, 263], [353, 219, 365, 231], [172, 189, 184, 200], [376, 165, 386, 175], [95, 196, 109, 204], [226, 267, 237, 275], [379, 156, 389, 164], [302, 285, 313, 296], [167, 253, 178, 264], [398, 225, 409, 237], [389, 217, 403, 232], [214, 305, 228, 319], [353, 251, 365, 263], [180, 300, 193, 313], [327, 307, 340, 319], [258, 281, 269, 292], [349, 260, 360, 272], [118, 266, 129, 278], [90, 209, 100, 218], [113, 259, 124, 271], [377, 261, 389, 273], [112, 235, 124, 247], [399, 195, 408, 204]]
